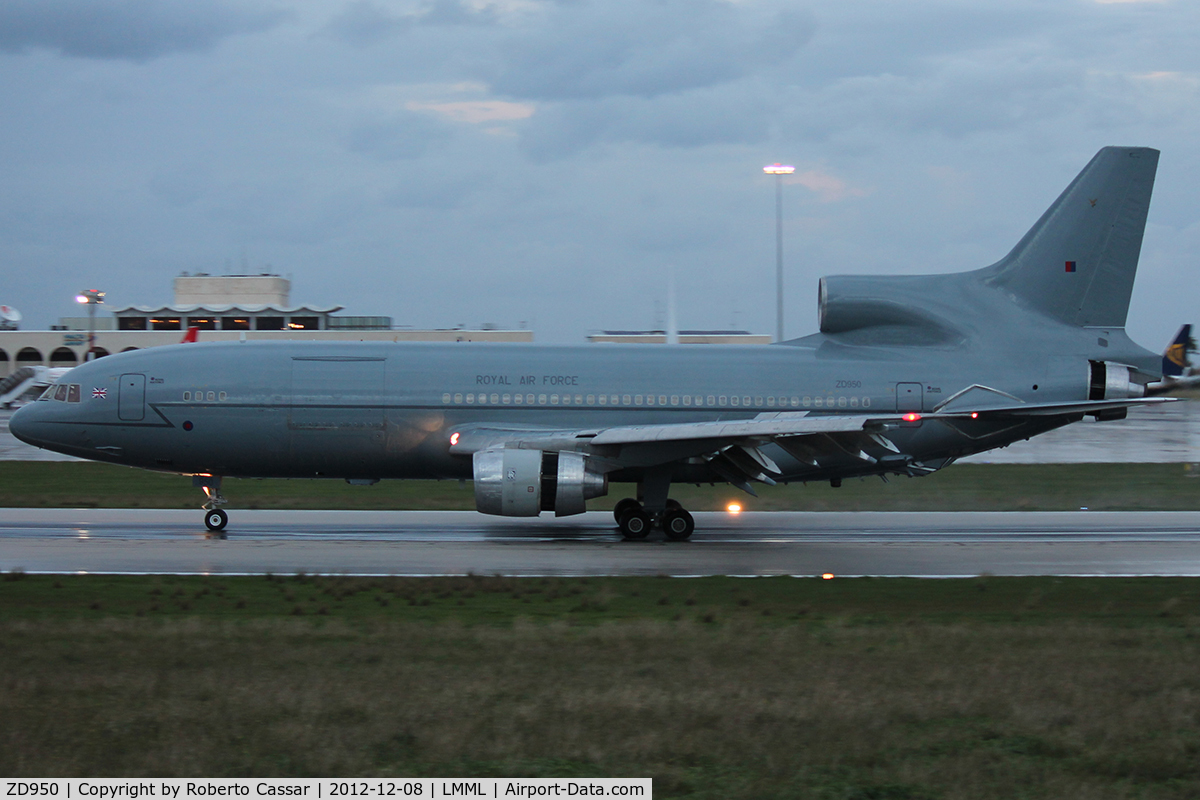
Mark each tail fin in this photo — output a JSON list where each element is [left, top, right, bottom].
[[982, 146, 1158, 328], [1162, 324, 1192, 377], [181, 326, 199, 344]]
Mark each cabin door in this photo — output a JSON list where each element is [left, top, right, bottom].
[[118, 373, 146, 421]]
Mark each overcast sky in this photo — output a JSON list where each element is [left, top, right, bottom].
[[1, 0, 1197, 346]]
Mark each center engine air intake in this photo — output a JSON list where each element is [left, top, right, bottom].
[[473, 449, 607, 517]]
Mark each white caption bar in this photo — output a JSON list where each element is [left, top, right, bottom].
[[4, 780, 651, 800]]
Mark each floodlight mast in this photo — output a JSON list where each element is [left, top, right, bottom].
[[75, 289, 105, 361], [763, 163, 794, 343]]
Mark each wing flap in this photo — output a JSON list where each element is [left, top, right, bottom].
[[587, 413, 881, 445]]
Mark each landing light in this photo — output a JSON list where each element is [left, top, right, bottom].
[[450, 432, 460, 446], [902, 413, 921, 422], [726, 502, 742, 514], [822, 573, 835, 580]]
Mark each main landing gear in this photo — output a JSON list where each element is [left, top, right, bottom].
[[613, 497, 695, 541], [194, 474, 228, 536]]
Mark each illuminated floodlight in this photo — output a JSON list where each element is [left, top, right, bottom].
[[763, 164, 795, 342], [76, 289, 106, 361]]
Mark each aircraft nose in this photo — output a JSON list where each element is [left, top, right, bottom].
[[8, 402, 43, 447]]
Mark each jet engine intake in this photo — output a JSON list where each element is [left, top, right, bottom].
[[473, 448, 607, 517]]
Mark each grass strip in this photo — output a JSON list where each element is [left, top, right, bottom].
[[4, 461, 1200, 511], [3, 573, 1200, 798]]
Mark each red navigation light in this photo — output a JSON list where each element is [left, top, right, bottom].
[[902, 413, 921, 422], [970, 412, 979, 419], [449, 432, 460, 446]]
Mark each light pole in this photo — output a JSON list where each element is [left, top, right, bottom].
[[763, 163, 794, 343], [75, 289, 105, 361]]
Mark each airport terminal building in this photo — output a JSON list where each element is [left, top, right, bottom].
[[0, 274, 532, 378]]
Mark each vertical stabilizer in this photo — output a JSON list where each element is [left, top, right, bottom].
[[983, 146, 1158, 328], [1163, 324, 1192, 377]]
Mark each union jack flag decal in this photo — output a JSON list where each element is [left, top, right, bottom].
[[92, 387, 107, 399]]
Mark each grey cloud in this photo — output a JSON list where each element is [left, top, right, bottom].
[[323, 0, 495, 47], [346, 112, 452, 161], [418, 0, 498, 28], [0, 0, 287, 61], [778, 53, 1090, 145], [521, 87, 774, 160], [490, 1, 814, 100], [322, 1, 413, 47], [382, 166, 481, 210]]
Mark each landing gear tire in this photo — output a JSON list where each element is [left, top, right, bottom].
[[204, 508, 228, 532], [618, 509, 652, 540], [613, 498, 641, 524], [662, 508, 695, 541]]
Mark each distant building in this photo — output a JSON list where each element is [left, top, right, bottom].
[[587, 330, 772, 345], [0, 273, 532, 378], [111, 273, 346, 332], [173, 273, 290, 306]]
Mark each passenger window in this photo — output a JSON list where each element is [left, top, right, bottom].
[[68, 384, 81, 403], [183, 391, 191, 401]]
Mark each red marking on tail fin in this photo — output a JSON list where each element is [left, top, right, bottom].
[[181, 327, 199, 343]]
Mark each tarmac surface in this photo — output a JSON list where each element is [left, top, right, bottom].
[[4, 508, 1200, 577]]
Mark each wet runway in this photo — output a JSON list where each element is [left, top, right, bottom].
[[3, 508, 1200, 577]]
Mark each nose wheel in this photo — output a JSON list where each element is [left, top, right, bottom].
[[194, 474, 229, 535]]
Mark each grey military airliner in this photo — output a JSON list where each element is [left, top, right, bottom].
[[10, 147, 1174, 540]]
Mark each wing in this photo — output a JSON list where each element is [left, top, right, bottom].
[[447, 398, 1175, 496]]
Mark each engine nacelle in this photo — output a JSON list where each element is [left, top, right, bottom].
[[1088, 360, 1144, 400], [473, 449, 607, 517]]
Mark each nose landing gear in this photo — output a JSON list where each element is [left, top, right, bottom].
[[204, 508, 228, 532], [194, 474, 228, 535]]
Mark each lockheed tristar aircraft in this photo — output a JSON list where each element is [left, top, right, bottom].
[[11, 147, 1174, 540]]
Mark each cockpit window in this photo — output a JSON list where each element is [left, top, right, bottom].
[[41, 383, 83, 402]]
